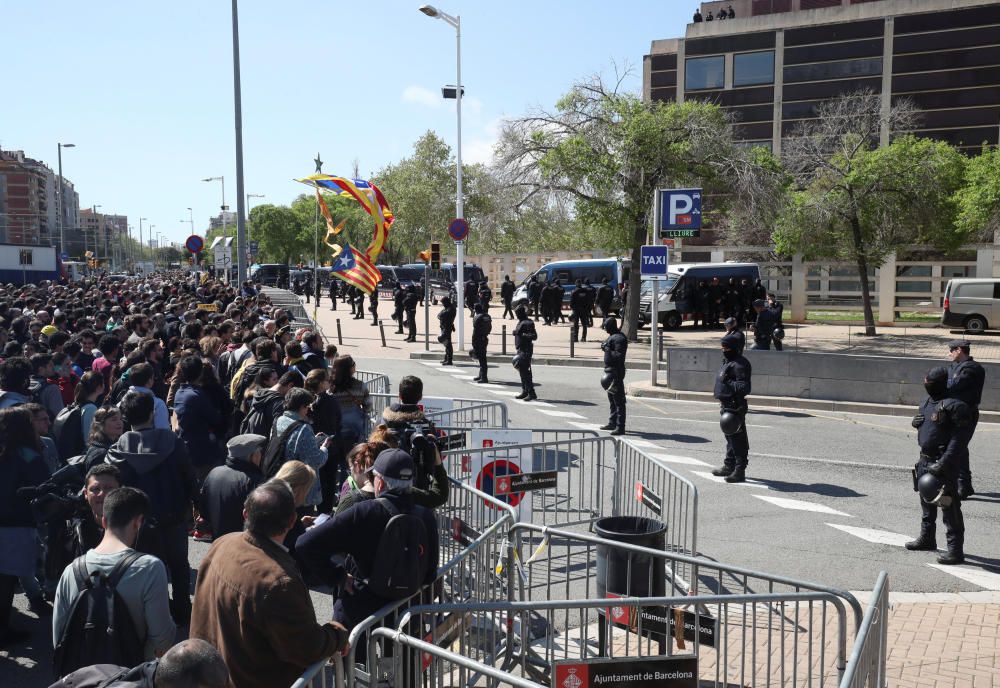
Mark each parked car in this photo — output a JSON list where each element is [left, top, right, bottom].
[[941, 278, 1000, 332], [512, 258, 627, 310], [638, 262, 761, 329]]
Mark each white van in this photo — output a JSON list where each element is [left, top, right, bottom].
[[941, 278, 1000, 332]]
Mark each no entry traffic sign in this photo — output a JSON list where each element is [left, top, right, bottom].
[[185, 235, 205, 253], [448, 218, 469, 242]]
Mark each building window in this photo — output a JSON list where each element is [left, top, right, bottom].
[[19, 249, 32, 266], [783, 57, 882, 83], [734, 51, 774, 86], [686, 55, 725, 90]]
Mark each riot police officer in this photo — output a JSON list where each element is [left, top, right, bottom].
[[438, 296, 456, 365], [403, 285, 419, 342], [723, 317, 746, 355], [465, 278, 478, 316], [583, 278, 597, 327], [392, 281, 406, 334], [750, 299, 778, 349], [478, 281, 492, 314], [596, 276, 614, 317], [906, 366, 970, 565], [328, 278, 339, 310], [570, 279, 590, 342], [712, 332, 753, 483], [528, 276, 543, 321], [513, 305, 537, 400], [946, 339, 985, 498], [767, 293, 784, 351], [500, 275, 515, 320], [353, 286, 365, 320], [368, 289, 379, 326], [599, 317, 628, 436], [472, 303, 492, 383]]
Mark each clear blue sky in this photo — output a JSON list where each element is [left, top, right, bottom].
[[3, 1, 688, 245]]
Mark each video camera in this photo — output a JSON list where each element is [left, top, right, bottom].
[[399, 420, 443, 490], [17, 463, 88, 526]]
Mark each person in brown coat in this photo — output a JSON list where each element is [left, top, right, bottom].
[[189, 480, 348, 688]]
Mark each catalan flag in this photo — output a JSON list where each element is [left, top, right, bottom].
[[331, 243, 381, 294], [296, 174, 393, 262]]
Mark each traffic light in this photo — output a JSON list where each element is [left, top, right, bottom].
[[430, 242, 441, 270]]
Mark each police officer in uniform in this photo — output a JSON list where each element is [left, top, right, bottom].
[[599, 317, 628, 436], [513, 305, 538, 400], [712, 332, 753, 483], [528, 276, 543, 321], [368, 289, 379, 326], [438, 296, 456, 365], [403, 284, 419, 342], [472, 303, 492, 383], [583, 278, 597, 327], [946, 339, 984, 498], [596, 276, 614, 317], [767, 293, 784, 351], [478, 281, 492, 314], [314, 276, 322, 306], [392, 281, 406, 334], [329, 278, 339, 310], [570, 279, 590, 342], [465, 278, 478, 317], [723, 317, 746, 355], [353, 286, 365, 320], [750, 299, 778, 349], [906, 367, 970, 565], [500, 275, 515, 320]]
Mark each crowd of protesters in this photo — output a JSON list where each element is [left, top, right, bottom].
[[0, 271, 447, 688]]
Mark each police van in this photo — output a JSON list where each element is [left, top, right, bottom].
[[512, 258, 627, 310], [638, 262, 761, 329]]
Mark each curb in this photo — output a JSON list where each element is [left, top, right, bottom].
[[627, 383, 1000, 424], [410, 351, 668, 370]]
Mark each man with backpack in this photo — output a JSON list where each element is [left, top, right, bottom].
[[239, 367, 291, 435], [52, 487, 175, 675], [296, 448, 439, 634], [49, 638, 230, 688], [30, 353, 66, 420], [0, 356, 33, 409], [106, 392, 197, 625]]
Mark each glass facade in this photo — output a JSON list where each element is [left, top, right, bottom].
[[734, 51, 775, 87], [686, 56, 725, 90]]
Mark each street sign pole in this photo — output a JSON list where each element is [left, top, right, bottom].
[[424, 262, 430, 351], [456, 240, 464, 351], [651, 280, 659, 386]]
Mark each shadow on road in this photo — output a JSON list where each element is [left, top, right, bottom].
[[751, 478, 865, 498], [750, 409, 813, 419], [631, 431, 710, 444]]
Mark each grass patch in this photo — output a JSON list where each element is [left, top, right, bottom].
[[806, 310, 939, 323]]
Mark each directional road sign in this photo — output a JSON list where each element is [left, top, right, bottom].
[[640, 245, 669, 281], [657, 188, 702, 238], [448, 218, 469, 242]]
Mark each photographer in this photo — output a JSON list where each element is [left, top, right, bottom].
[[380, 375, 448, 508]]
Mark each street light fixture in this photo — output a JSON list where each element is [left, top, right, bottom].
[[418, 3, 465, 349], [57, 143, 75, 257]]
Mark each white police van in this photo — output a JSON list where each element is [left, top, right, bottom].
[[638, 262, 761, 329]]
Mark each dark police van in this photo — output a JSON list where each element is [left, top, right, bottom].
[[638, 262, 761, 329], [250, 263, 290, 287]]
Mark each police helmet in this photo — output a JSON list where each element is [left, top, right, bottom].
[[512, 353, 525, 369], [773, 328, 785, 341], [719, 410, 743, 436], [600, 367, 615, 390], [917, 472, 953, 507]]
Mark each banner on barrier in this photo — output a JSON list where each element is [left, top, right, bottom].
[[469, 429, 533, 522], [605, 593, 718, 650], [553, 655, 697, 688], [419, 397, 454, 416]]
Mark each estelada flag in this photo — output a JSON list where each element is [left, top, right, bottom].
[[331, 243, 381, 294]]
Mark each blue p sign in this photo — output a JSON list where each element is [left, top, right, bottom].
[[640, 245, 669, 280], [659, 188, 702, 237]]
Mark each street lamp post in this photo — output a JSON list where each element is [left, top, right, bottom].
[[90, 204, 101, 261], [203, 176, 227, 281], [139, 217, 147, 266], [246, 193, 264, 265], [186, 208, 195, 235], [231, 0, 249, 285], [419, 4, 465, 350], [57, 143, 75, 258]]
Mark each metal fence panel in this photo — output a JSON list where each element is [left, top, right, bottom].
[[839, 572, 889, 688], [369, 392, 508, 430], [355, 370, 390, 396]]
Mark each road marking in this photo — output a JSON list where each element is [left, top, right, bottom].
[[538, 409, 586, 419], [514, 399, 554, 407], [569, 421, 604, 431], [627, 439, 660, 449], [753, 494, 853, 517], [488, 390, 521, 397], [648, 453, 712, 467], [927, 564, 1000, 591], [452, 375, 478, 381], [691, 470, 769, 487], [631, 414, 773, 429], [478, 383, 505, 389], [826, 524, 913, 547]]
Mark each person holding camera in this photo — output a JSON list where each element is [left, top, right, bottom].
[[380, 376, 449, 507], [0, 406, 50, 647]]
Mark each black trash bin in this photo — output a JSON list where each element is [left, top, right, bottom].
[[595, 515, 668, 599]]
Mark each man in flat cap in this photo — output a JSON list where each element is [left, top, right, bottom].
[[199, 434, 268, 540], [946, 339, 985, 498]]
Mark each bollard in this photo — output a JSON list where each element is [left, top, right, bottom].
[[570, 328, 576, 358], [658, 330, 665, 362], [336, 319, 343, 345], [502, 325, 507, 355], [379, 321, 387, 348]]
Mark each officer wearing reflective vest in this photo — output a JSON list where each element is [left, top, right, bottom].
[[946, 339, 984, 499], [906, 366, 970, 566], [712, 332, 752, 483]]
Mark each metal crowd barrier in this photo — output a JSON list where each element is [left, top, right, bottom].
[[355, 370, 390, 396], [839, 572, 889, 688], [292, 478, 516, 688], [444, 436, 698, 563], [261, 286, 313, 325], [369, 393, 509, 430]]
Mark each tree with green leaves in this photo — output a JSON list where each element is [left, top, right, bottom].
[[248, 204, 305, 265], [495, 74, 785, 338], [954, 147, 1000, 241], [778, 90, 966, 335]]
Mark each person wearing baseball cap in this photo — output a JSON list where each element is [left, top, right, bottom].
[[946, 339, 985, 498], [296, 447, 440, 641], [199, 434, 269, 540]]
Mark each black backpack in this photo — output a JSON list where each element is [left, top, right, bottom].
[[240, 397, 279, 437], [366, 498, 430, 600], [53, 404, 88, 461], [261, 419, 305, 478], [53, 551, 145, 677]]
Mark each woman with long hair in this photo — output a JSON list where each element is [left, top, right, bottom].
[[0, 407, 49, 646], [273, 461, 318, 554], [83, 406, 125, 470], [74, 371, 106, 442]]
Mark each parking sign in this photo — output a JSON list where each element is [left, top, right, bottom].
[[640, 245, 669, 281], [658, 188, 702, 238]]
